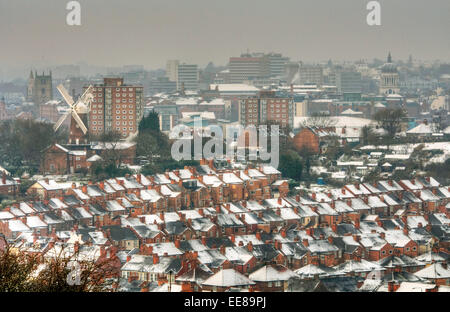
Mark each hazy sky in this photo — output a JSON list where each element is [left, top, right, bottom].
[[1, 0, 449, 74]]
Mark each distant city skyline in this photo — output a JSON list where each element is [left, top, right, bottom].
[[0, 0, 449, 80]]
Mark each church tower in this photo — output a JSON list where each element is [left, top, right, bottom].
[[379, 52, 400, 95], [26, 70, 35, 102], [29, 70, 53, 106]]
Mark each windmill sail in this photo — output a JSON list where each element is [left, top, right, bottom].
[[53, 84, 93, 135]]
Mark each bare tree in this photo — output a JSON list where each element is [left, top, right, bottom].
[[299, 113, 337, 129], [0, 239, 120, 292], [373, 108, 406, 137]]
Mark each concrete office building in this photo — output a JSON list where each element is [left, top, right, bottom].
[[177, 63, 199, 91]]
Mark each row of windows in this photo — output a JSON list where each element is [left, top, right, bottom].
[[115, 93, 134, 97], [116, 99, 135, 103], [114, 87, 134, 91], [115, 116, 134, 120]]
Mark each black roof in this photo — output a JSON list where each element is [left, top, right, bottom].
[[102, 225, 139, 241]]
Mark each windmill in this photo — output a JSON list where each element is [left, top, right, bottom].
[[53, 84, 94, 145]]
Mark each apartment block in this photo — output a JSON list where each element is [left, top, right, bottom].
[[239, 91, 294, 128], [87, 78, 144, 138]]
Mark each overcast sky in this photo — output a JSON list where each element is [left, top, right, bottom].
[[0, 0, 449, 75]]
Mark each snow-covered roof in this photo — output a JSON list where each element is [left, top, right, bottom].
[[202, 268, 255, 287], [249, 265, 297, 282]]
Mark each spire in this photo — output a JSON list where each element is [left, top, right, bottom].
[[29, 70, 34, 79], [387, 52, 392, 63]]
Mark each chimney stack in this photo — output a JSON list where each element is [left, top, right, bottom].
[[246, 241, 253, 252]]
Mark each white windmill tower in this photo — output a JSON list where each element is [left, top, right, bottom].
[[53, 84, 94, 145]]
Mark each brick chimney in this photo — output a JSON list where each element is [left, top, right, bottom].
[[2, 171, 6, 185], [277, 197, 282, 205], [74, 241, 80, 253], [153, 253, 159, 264], [175, 239, 180, 249], [311, 193, 316, 201], [327, 236, 333, 244], [353, 234, 360, 242], [255, 231, 261, 241], [136, 174, 142, 184], [246, 241, 253, 252], [280, 229, 286, 238], [388, 280, 400, 292], [230, 234, 235, 243], [380, 232, 385, 239], [201, 236, 207, 246], [302, 239, 309, 247], [331, 223, 337, 233]]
